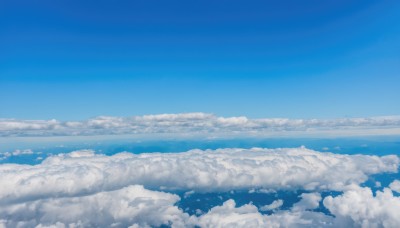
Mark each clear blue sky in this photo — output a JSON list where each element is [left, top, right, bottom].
[[1, 0, 399, 120]]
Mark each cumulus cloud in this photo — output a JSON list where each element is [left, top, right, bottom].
[[198, 186, 400, 228], [389, 180, 400, 193], [0, 147, 399, 227], [0, 147, 397, 205], [1, 113, 400, 137], [197, 195, 333, 228], [0, 185, 189, 228], [324, 186, 400, 227], [3, 185, 398, 228], [197, 199, 267, 227], [292, 193, 321, 211], [0, 186, 332, 228]]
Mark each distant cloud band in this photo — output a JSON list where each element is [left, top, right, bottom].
[[1, 113, 400, 137]]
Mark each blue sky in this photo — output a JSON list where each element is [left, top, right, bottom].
[[1, 0, 399, 120]]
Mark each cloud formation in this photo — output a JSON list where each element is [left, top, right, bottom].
[[0, 147, 397, 206], [0, 149, 37, 161], [0, 186, 334, 228], [389, 180, 400, 193], [1, 113, 400, 137], [197, 194, 334, 228], [0, 185, 189, 228], [259, 199, 284, 211], [2, 185, 399, 227], [198, 186, 400, 228], [324, 185, 400, 227], [0, 148, 399, 227]]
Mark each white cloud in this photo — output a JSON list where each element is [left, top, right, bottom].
[[0, 147, 397, 206], [184, 190, 195, 198], [0, 149, 38, 161], [196, 199, 268, 227], [0, 186, 333, 228], [0, 185, 190, 228], [2, 185, 399, 228], [292, 193, 321, 211], [1, 113, 400, 137], [198, 186, 400, 228], [0, 147, 399, 227], [389, 180, 400, 193], [324, 186, 400, 227], [197, 196, 333, 228], [259, 199, 284, 211]]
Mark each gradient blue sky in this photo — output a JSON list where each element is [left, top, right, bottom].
[[1, 0, 399, 120]]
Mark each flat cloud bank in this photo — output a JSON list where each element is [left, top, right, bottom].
[[0, 147, 399, 227], [0, 147, 397, 203], [1, 113, 400, 137]]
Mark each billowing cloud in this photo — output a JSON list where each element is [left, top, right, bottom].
[[292, 193, 321, 211], [0, 147, 397, 205], [1, 113, 400, 137], [324, 186, 400, 227], [0, 185, 189, 228], [0, 186, 334, 228], [2, 185, 399, 227], [196, 199, 268, 227], [197, 193, 333, 228], [198, 186, 400, 227], [0, 147, 399, 227]]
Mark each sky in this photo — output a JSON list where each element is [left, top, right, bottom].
[[1, 0, 400, 120]]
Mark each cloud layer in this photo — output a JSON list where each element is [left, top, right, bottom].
[[0, 147, 399, 227], [1, 113, 400, 137], [0, 147, 397, 205], [2, 184, 400, 227]]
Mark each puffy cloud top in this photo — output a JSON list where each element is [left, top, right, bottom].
[[0, 185, 189, 228], [324, 186, 400, 227], [0, 147, 399, 227], [0, 147, 397, 205]]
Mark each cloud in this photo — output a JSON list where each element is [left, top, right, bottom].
[[0, 147, 397, 205], [0, 147, 399, 227], [389, 180, 400, 193], [292, 193, 321, 211], [0, 149, 38, 161], [196, 199, 268, 227], [198, 186, 400, 228], [0, 185, 189, 228], [197, 194, 333, 228], [259, 199, 284, 211], [1, 113, 400, 137], [324, 186, 400, 227], [0, 185, 331, 228], [2, 185, 398, 228], [0, 147, 400, 227]]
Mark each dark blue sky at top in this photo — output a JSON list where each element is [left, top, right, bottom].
[[0, 0, 399, 120]]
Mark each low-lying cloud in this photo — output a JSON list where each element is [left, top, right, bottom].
[[0, 147, 399, 227], [2, 184, 400, 227], [1, 113, 400, 137], [0, 147, 397, 205]]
